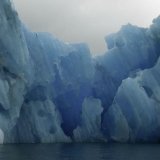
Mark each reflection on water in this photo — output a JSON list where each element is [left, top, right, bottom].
[[0, 143, 160, 160]]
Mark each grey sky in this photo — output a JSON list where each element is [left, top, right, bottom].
[[13, 0, 160, 55]]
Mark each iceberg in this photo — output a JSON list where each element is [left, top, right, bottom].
[[1, 0, 160, 143]]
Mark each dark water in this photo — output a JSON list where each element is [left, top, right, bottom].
[[0, 143, 160, 160]]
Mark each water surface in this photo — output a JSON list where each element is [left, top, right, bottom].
[[0, 143, 160, 160]]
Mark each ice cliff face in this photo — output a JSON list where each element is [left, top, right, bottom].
[[1, 0, 160, 143]]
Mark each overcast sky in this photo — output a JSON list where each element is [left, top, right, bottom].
[[13, 0, 160, 55]]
